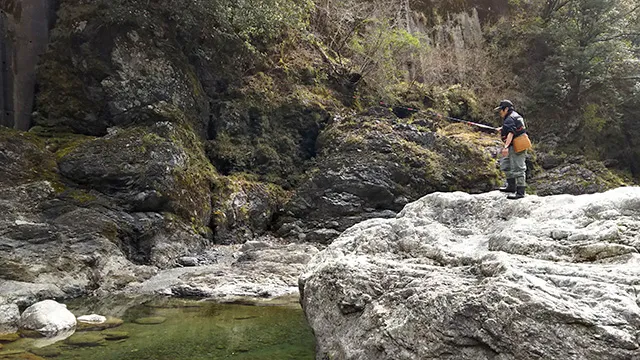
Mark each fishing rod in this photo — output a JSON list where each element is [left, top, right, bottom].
[[425, 110, 499, 131], [379, 101, 499, 132]]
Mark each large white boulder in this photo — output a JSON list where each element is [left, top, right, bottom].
[[300, 188, 640, 360], [19, 300, 77, 336]]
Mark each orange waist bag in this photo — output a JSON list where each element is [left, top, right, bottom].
[[512, 133, 531, 153]]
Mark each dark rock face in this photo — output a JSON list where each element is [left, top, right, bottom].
[[0, 0, 57, 130], [34, 0, 209, 136], [278, 108, 502, 243], [211, 176, 289, 245]]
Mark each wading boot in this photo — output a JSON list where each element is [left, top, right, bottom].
[[499, 178, 516, 192], [507, 186, 526, 200]]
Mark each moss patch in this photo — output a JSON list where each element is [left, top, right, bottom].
[[0, 334, 20, 343], [64, 332, 106, 347], [133, 316, 166, 325], [0, 350, 46, 360], [28, 347, 62, 358], [0, 127, 62, 190], [101, 330, 129, 341]]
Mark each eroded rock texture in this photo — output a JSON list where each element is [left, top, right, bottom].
[[301, 188, 640, 360]]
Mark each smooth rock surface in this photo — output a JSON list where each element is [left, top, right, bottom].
[[19, 300, 77, 336], [129, 239, 320, 300], [77, 314, 107, 324], [301, 188, 640, 360]]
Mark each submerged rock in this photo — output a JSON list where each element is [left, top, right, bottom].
[[101, 330, 129, 340], [133, 316, 166, 325], [76, 317, 123, 331], [28, 328, 75, 348], [0, 333, 20, 342], [64, 332, 106, 347], [300, 187, 640, 360], [19, 300, 77, 336], [29, 347, 63, 357]]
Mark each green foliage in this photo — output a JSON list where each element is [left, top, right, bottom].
[[347, 20, 422, 81], [164, 0, 312, 55], [486, 0, 640, 178], [311, 0, 424, 99]]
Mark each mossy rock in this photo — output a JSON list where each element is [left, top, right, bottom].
[[64, 332, 106, 347], [531, 158, 628, 196], [0, 333, 20, 343], [16, 330, 43, 339], [280, 108, 502, 242], [211, 174, 292, 244], [133, 317, 166, 325], [0, 127, 62, 191], [206, 101, 329, 188], [34, 1, 209, 136], [101, 330, 129, 341], [76, 317, 123, 331], [57, 119, 217, 228], [0, 350, 45, 360], [28, 347, 62, 358]]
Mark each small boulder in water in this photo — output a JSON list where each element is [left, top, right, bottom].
[[101, 329, 129, 340], [77, 314, 107, 324], [65, 332, 106, 347], [76, 316, 123, 331], [19, 300, 76, 336]]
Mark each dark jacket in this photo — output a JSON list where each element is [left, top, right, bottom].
[[501, 110, 526, 143]]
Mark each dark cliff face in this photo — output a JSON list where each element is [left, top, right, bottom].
[[0, 0, 58, 130]]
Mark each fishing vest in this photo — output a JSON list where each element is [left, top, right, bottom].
[[501, 111, 526, 142]]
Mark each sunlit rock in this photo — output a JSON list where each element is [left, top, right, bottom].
[[19, 300, 77, 336], [301, 188, 640, 360]]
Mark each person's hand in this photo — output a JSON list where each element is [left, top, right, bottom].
[[495, 126, 502, 133], [501, 147, 509, 157]]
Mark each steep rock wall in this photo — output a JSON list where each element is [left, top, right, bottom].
[[0, 0, 57, 130]]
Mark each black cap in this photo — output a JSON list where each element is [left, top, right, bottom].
[[494, 100, 514, 111]]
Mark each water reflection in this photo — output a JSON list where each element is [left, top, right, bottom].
[[0, 296, 315, 360]]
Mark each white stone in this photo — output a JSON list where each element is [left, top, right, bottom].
[[19, 300, 77, 336], [0, 303, 20, 334], [301, 188, 640, 360], [77, 314, 107, 324]]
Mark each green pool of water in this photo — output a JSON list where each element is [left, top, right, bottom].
[[1, 297, 315, 360]]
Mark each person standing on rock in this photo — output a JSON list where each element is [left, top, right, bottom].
[[495, 100, 527, 199]]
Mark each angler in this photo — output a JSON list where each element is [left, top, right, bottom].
[[495, 100, 530, 199]]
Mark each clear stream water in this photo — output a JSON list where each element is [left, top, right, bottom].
[[0, 296, 316, 360]]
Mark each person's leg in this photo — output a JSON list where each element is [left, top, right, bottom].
[[499, 154, 516, 192], [508, 149, 527, 199]]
